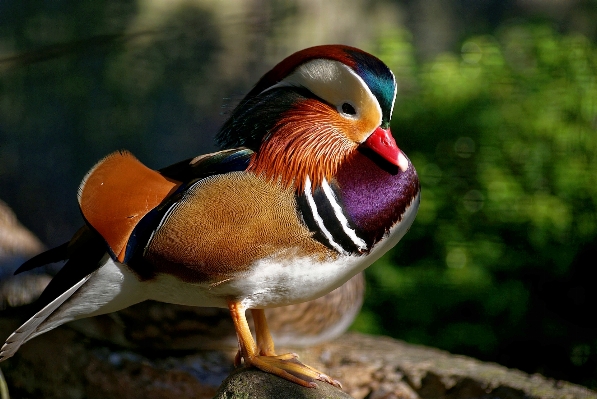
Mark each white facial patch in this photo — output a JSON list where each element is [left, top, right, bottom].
[[277, 59, 383, 127]]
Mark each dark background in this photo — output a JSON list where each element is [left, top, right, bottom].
[[1, 0, 596, 389]]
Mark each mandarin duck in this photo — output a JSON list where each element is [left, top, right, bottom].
[[0, 45, 420, 388]]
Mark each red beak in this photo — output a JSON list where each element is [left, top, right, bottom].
[[362, 127, 408, 172]]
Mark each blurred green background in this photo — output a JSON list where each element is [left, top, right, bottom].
[[1, 0, 596, 390]]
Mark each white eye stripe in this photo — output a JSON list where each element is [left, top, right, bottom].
[[270, 59, 382, 129]]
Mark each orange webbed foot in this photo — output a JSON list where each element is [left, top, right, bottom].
[[228, 303, 342, 389], [241, 352, 342, 389]]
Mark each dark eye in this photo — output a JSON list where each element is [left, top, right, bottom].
[[341, 102, 356, 115]]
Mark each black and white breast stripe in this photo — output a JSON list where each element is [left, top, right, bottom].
[[297, 177, 367, 255]]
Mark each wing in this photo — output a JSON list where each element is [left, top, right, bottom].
[[140, 171, 334, 284], [15, 146, 328, 296], [78, 148, 253, 265], [10, 148, 254, 313]]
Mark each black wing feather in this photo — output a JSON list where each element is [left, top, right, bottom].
[[32, 229, 106, 314], [159, 147, 253, 182], [13, 242, 69, 275]]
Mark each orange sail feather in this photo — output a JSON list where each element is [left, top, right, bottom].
[[78, 151, 180, 262]]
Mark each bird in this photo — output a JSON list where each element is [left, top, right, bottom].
[[0, 44, 420, 388]]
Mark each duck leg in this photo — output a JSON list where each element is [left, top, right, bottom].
[[250, 309, 277, 356], [228, 301, 341, 388]]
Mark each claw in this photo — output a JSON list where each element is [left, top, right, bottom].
[[330, 378, 343, 389], [246, 353, 337, 389]]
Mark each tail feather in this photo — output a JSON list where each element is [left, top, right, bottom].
[[32, 229, 106, 314], [1, 225, 109, 362], [13, 242, 69, 275], [0, 274, 91, 361]]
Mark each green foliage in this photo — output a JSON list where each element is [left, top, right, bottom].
[[355, 25, 597, 388]]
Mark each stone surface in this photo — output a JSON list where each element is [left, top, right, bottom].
[[1, 315, 595, 399], [0, 317, 229, 399], [213, 368, 354, 399], [0, 199, 47, 312], [305, 333, 597, 399]]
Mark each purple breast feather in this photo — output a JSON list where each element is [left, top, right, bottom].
[[335, 151, 420, 245]]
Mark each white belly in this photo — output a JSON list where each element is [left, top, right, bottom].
[[146, 252, 363, 309]]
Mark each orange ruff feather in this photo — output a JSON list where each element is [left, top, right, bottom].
[[248, 99, 356, 192], [78, 151, 181, 262]]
